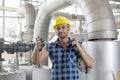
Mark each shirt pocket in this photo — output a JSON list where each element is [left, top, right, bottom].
[[68, 52, 77, 65]]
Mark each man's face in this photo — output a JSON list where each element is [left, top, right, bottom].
[[55, 24, 70, 39]]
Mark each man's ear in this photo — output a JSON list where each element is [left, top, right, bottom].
[[55, 29, 58, 35]]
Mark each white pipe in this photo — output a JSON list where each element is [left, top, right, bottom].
[[75, 0, 117, 40], [33, 0, 74, 41], [18, 3, 36, 42]]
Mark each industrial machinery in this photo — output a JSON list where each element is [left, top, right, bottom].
[[0, 38, 35, 68], [0, 38, 35, 54], [0, 38, 35, 80], [0, 38, 49, 80]]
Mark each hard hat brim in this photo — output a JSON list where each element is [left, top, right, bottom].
[[53, 23, 71, 30]]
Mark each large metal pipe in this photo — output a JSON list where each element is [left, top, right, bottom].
[[18, 3, 36, 42], [86, 41, 120, 80], [34, 0, 117, 41], [75, 0, 117, 40]]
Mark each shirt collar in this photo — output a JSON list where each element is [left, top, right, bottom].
[[55, 37, 73, 47]]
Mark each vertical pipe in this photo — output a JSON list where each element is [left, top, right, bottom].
[[18, 3, 36, 42]]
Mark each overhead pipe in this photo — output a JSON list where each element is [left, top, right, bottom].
[[18, 3, 36, 42], [34, 0, 117, 41], [75, 0, 117, 40]]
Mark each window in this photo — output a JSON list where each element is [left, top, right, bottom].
[[0, 0, 2, 6], [5, 11, 18, 17], [5, 0, 20, 8], [0, 17, 3, 38]]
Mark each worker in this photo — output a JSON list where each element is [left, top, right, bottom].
[[31, 16, 94, 80]]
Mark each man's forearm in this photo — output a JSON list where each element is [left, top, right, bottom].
[[31, 50, 40, 65], [77, 45, 94, 69], [31, 47, 49, 65]]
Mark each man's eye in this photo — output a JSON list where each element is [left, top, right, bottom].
[[62, 26, 65, 29], [57, 28, 60, 30]]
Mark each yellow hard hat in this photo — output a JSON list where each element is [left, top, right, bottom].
[[53, 16, 71, 30]]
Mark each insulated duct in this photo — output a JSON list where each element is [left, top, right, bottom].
[[18, 3, 36, 42], [33, 0, 75, 41], [34, 0, 117, 41], [75, 0, 117, 40]]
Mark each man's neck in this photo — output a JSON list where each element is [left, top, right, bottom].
[[59, 37, 69, 49]]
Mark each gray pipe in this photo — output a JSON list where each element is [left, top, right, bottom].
[[75, 0, 117, 40], [18, 3, 36, 42]]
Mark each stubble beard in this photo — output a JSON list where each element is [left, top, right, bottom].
[[59, 34, 68, 39]]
